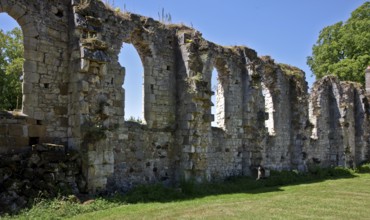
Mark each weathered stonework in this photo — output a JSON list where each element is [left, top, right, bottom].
[[307, 76, 370, 168], [0, 0, 369, 200], [0, 113, 83, 213]]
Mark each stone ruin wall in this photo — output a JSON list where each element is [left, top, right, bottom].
[[0, 0, 369, 198]]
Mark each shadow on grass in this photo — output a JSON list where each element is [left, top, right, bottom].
[[1, 167, 359, 218], [0, 167, 358, 219], [105, 167, 357, 204]]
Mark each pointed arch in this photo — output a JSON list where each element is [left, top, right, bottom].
[[211, 68, 225, 128], [262, 82, 275, 135]]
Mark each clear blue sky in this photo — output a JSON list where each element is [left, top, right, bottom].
[[0, 0, 367, 119]]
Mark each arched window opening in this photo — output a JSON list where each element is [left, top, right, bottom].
[[211, 68, 225, 128], [0, 13, 23, 111], [119, 43, 144, 123], [262, 82, 275, 135]]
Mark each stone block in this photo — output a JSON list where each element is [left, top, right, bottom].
[[118, 134, 128, 140], [22, 82, 33, 94], [80, 102, 89, 114], [203, 114, 214, 122], [16, 13, 33, 26], [23, 71, 39, 83], [183, 145, 195, 153], [8, 124, 25, 136], [22, 22, 39, 38], [60, 117, 69, 127], [71, 0, 81, 6], [0, 0, 11, 11], [100, 64, 107, 75], [183, 161, 193, 170], [33, 112, 44, 120], [87, 177, 107, 191], [28, 125, 46, 137], [33, 143, 65, 152], [103, 151, 114, 164], [47, 27, 61, 40], [14, 137, 29, 147], [9, 4, 26, 20], [23, 37, 38, 52], [102, 164, 114, 176], [22, 106, 34, 118], [60, 31, 68, 42], [81, 48, 111, 64], [59, 83, 69, 95], [87, 151, 103, 165], [0, 124, 8, 135], [113, 100, 122, 108], [41, 151, 67, 162], [81, 80, 89, 92], [24, 50, 44, 62], [54, 106, 68, 115]]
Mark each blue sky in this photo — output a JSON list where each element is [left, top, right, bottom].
[[0, 0, 367, 119]]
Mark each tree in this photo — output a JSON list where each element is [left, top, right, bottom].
[[307, 2, 370, 84], [0, 27, 24, 110]]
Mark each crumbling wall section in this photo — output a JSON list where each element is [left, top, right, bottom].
[[70, 0, 116, 192], [240, 50, 266, 177], [0, 143, 82, 214], [307, 76, 370, 168], [207, 46, 248, 180], [70, 1, 180, 191], [107, 122, 175, 191], [175, 31, 214, 182], [0, 112, 46, 154], [260, 57, 309, 171], [0, 0, 71, 145]]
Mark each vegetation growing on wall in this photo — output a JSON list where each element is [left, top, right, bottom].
[[278, 63, 304, 79]]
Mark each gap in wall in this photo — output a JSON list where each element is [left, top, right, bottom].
[[119, 43, 144, 122]]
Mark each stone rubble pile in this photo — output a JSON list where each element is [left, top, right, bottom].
[[0, 143, 83, 214]]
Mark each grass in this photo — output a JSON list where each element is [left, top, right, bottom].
[[3, 166, 370, 219], [75, 173, 370, 220]]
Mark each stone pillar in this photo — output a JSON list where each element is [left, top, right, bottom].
[[176, 32, 211, 182], [365, 66, 370, 94], [70, 1, 114, 193]]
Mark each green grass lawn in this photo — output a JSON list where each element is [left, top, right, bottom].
[[5, 169, 370, 220], [71, 174, 370, 220]]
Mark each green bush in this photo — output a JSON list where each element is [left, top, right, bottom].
[[356, 163, 370, 173]]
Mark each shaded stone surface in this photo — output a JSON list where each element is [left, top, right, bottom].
[[0, 144, 82, 214]]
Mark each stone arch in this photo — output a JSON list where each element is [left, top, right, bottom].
[[0, 0, 40, 117], [119, 43, 145, 122], [120, 27, 176, 129], [210, 58, 230, 129], [121, 37, 153, 125], [210, 67, 225, 128], [261, 82, 275, 135]]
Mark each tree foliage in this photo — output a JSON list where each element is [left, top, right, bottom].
[[307, 2, 370, 84], [0, 27, 24, 110]]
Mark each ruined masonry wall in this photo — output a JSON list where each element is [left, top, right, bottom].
[[0, 0, 71, 147], [307, 77, 369, 168], [0, 0, 369, 194], [107, 122, 175, 191]]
